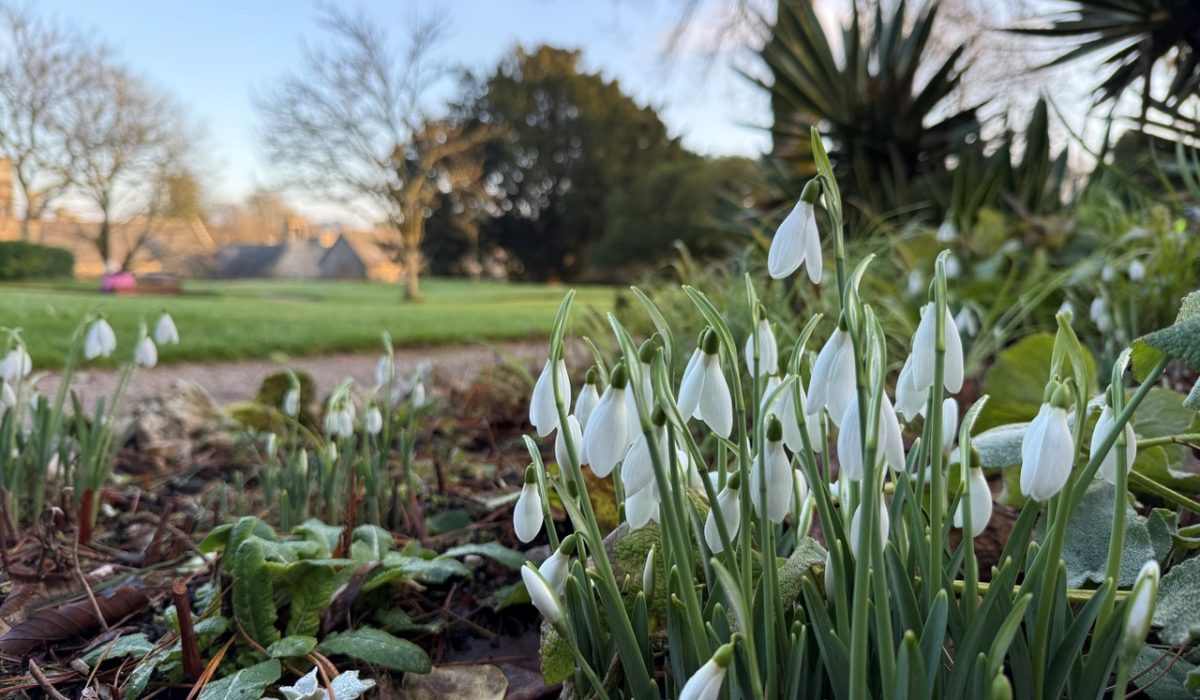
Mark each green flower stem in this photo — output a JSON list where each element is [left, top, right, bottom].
[[1128, 470, 1200, 515], [929, 257, 949, 611], [1136, 432, 1200, 448], [1098, 378, 1130, 629]]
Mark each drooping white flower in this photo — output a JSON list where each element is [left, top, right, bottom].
[[767, 182, 822, 283], [375, 355, 393, 387], [912, 303, 964, 394], [410, 375, 427, 408], [679, 644, 734, 700], [83, 319, 117, 360], [325, 400, 355, 438], [554, 414, 585, 469], [365, 406, 383, 435], [772, 377, 823, 453], [625, 477, 661, 529], [539, 538, 574, 596], [750, 419, 793, 523], [678, 336, 733, 438], [955, 306, 978, 338], [583, 364, 632, 477], [1121, 560, 1159, 657], [744, 318, 778, 376], [530, 358, 570, 437], [153, 313, 179, 345], [521, 565, 564, 626], [953, 467, 993, 538], [513, 468, 544, 543], [0, 347, 31, 382], [894, 355, 926, 423], [808, 328, 856, 426], [941, 398, 960, 451], [134, 336, 157, 368], [906, 270, 924, 297], [1090, 297, 1112, 332], [1058, 300, 1076, 317], [935, 218, 957, 243], [1127, 259, 1146, 281], [704, 477, 741, 553], [836, 394, 905, 481], [1020, 396, 1075, 501], [621, 425, 666, 496], [1101, 264, 1117, 282], [849, 500, 890, 560], [574, 368, 601, 432], [1092, 404, 1137, 485], [283, 387, 301, 417]]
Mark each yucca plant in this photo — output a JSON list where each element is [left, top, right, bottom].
[[756, 0, 982, 223]]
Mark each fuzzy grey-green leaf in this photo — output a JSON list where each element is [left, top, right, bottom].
[[316, 626, 432, 673], [1153, 556, 1200, 646]]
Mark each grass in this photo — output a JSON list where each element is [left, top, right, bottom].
[[1, 277, 616, 368]]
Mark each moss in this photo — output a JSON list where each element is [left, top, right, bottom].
[[255, 370, 318, 428], [539, 621, 576, 685], [226, 402, 286, 434], [777, 537, 828, 605]]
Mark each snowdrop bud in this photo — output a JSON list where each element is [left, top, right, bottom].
[[283, 387, 300, 417], [1092, 404, 1137, 485], [679, 642, 734, 700], [575, 367, 601, 431], [410, 377, 427, 408], [808, 327, 856, 426], [767, 178, 823, 284], [583, 362, 631, 477], [513, 466, 544, 543], [530, 358, 570, 437], [539, 536, 574, 596], [0, 346, 31, 382], [704, 473, 741, 553], [1020, 384, 1075, 501], [554, 414, 585, 469], [752, 417, 792, 522], [955, 306, 978, 338], [936, 218, 957, 243], [153, 313, 179, 345], [849, 501, 890, 560], [953, 467, 993, 538], [1121, 560, 1159, 660], [134, 336, 157, 368], [521, 565, 564, 626], [365, 406, 383, 435], [823, 551, 836, 596], [642, 544, 656, 596], [1127, 259, 1146, 281], [84, 319, 117, 360], [941, 398, 960, 451], [325, 441, 338, 463], [744, 316, 778, 376]]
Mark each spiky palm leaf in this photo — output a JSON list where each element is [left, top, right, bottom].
[[756, 0, 982, 221]]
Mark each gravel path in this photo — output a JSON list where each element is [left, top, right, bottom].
[[32, 340, 549, 408]]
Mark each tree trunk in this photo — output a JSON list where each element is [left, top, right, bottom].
[[98, 215, 111, 268], [404, 247, 421, 300]]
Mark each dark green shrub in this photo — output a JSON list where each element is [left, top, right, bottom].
[[0, 241, 74, 280]]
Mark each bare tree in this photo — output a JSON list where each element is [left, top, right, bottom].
[[0, 3, 99, 241], [256, 6, 486, 300], [68, 63, 193, 268]]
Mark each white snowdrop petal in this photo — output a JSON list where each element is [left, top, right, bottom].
[[698, 356, 733, 438], [803, 205, 823, 285], [849, 501, 890, 560], [583, 388, 629, 477], [941, 398, 960, 451], [521, 566, 563, 625], [625, 480, 660, 529], [953, 468, 993, 538], [704, 486, 740, 553], [513, 482, 544, 543], [912, 304, 936, 392], [679, 658, 727, 700], [943, 308, 965, 394], [678, 351, 706, 418], [554, 415, 585, 468], [529, 361, 558, 437], [538, 551, 569, 596], [836, 397, 864, 481], [767, 201, 809, 279]]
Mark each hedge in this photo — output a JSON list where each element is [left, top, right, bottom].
[[0, 241, 74, 280]]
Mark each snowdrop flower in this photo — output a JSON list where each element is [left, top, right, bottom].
[[521, 564, 564, 626], [1020, 383, 1075, 501], [836, 394, 905, 480], [574, 367, 601, 431], [808, 327, 856, 426], [621, 418, 666, 496], [153, 313, 179, 345], [375, 355, 393, 387], [704, 473, 741, 553], [325, 400, 354, 438], [583, 363, 632, 477], [679, 643, 734, 700], [513, 466, 544, 543], [625, 477, 661, 529], [935, 218, 957, 243], [677, 332, 733, 438], [134, 335, 157, 368], [410, 377, 426, 408], [894, 355, 925, 423], [283, 387, 301, 417], [1058, 300, 1076, 318], [1121, 560, 1159, 658], [1101, 264, 1116, 282], [943, 254, 962, 279], [325, 442, 338, 463], [955, 306, 978, 338], [0, 346, 31, 382], [767, 178, 822, 283], [83, 318, 117, 360], [750, 417, 793, 523], [953, 467, 993, 538], [1092, 403, 1137, 485], [906, 270, 924, 297], [1128, 259, 1146, 281], [365, 406, 383, 435], [744, 317, 778, 376], [912, 303, 964, 394], [530, 357, 570, 437], [538, 535, 575, 596], [1090, 297, 1112, 332], [849, 500, 890, 560], [554, 414, 585, 468], [625, 339, 657, 435], [941, 398, 960, 451], [772, 377, 823, 454]]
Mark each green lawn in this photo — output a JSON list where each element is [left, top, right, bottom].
[[0, 278, 615, 368]]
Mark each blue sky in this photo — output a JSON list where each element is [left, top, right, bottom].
[[32, 0, 770, 219]]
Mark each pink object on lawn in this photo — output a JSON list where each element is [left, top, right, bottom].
[[100, 271, 137, 294]]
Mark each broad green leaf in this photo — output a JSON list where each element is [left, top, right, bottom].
[[1154, 555, 1200, 646], [424, 508, 470, 535], [1130, 388, 1200, 495], [79, 633, 154, 666], [1131, 644, 1199, 700], [374, 607, 447, 635], [1185, 379, 1200, 411], [231, 537, 280, 646], [952, 422, 1027, 470], [293, 518, 344, 556], [350, 524, 394, 561], [124, 646, 171, 700], [1133, 290, 1200, 380], [283, 561, 334, 638], [439, 542, 525, 570], [316, 627, 431, 673], [378, 553, 469, 585], [1036, 481, 1158, 587], [267, 635, 317, 658], [196, 659, 282, 700], [976, 333, 1095, 432]]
